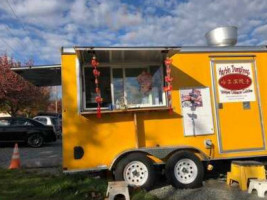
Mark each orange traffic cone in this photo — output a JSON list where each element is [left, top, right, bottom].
[[9, 143, 21, 169]]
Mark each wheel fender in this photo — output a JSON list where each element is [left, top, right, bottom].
[[26, 132, 45, 141], [110, 150, 151, 170], [110, 146, 209, 170], [27, 131, 42, 135], [164, 148, 209, 162]]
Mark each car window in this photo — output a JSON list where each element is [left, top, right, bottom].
[[0, 119, 11, 126], [34, 117, 47, 124], [38, 118, 47, 124], [12, 119, 33, 126], [51, 118, 58, 126]]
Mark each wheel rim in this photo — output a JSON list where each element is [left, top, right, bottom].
[[174, 158, 198, 184], [29, 134, 43, 147], [123, 161, 148, 186]]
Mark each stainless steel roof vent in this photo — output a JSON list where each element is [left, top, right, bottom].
[[205, 26, 237, 46]]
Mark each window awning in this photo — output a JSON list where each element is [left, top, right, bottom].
[[12, 64, 61, 86], [12, 47, 180, 87], [74, 47, 180, 65]]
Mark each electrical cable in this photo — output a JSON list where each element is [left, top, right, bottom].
[[5, 0, 42, 58]]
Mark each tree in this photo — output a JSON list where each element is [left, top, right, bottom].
[[47, 98, 62, 113], [22, 87, 51, 117], [0, 55, 50, 117]]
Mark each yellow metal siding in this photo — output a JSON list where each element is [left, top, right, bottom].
[[62, 55, 137, 170]]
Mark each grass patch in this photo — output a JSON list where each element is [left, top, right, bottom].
[[0, 168, 159, 200], [131, 189, 160, 200], [0, 168, 106, 200]]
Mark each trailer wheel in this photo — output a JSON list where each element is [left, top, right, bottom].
[[114, 153, 155, 190], [165, 151, 204, 188]]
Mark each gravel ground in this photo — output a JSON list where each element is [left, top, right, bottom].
[[150, 178, 267, 200], [0, 140, 62, 168]]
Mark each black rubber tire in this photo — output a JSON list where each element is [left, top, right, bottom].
[[114, 153, 156, 190], [27, 133, 44, 148], [165, 151, 204, 189]]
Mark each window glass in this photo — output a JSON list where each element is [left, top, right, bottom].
[[50, 117, 58, 126], [42, 118, 48, 123], [35, 118, 47, 124], [125, 68, 149, 106], [82, 65, 165, 110], [150, 66, 164, 105], [113, 68, 124, 109], [12, 119, 33, 126], [124, 66, 163, 107], [84, 67, 112, 108], [0, 119, 11, 126]]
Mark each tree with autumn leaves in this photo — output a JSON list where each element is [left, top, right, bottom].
[[0, 55, 50, 117]]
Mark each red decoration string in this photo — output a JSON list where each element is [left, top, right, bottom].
[[91, 56, 102, 118], [164, 57, 173, 114]]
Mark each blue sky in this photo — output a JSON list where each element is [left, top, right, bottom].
[[0, 0, 267, 65]]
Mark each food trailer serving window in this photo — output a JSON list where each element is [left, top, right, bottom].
[[75, 48, 176, 113], [83, 65, 165, 110]]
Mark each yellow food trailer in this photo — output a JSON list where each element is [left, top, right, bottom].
[[14, 27, 267, 190], [60, 44, 267, 189]]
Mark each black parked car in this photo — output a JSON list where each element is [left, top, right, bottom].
[[0, 117, 57, 147]]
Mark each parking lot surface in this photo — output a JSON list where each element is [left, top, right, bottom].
[[0, 140, 62, 168]]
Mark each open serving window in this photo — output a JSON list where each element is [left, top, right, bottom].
[[75, 47, 179, 114]]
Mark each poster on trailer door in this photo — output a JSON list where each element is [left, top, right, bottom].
[[180, 87, 214, 136], [215, 62, 256, 103]]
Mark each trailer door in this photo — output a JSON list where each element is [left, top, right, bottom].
[[211, 58, 265, 153]]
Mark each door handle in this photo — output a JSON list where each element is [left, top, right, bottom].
[[218, 103, 223, 109]]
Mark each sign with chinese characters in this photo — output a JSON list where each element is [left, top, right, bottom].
[[180, 87, 214, 136], [215, 62, 256, 103]]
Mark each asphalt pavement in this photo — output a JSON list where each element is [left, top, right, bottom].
[[0, 140, 62, 169]]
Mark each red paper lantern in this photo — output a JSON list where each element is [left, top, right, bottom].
[[93, 69, 100, 77], [91, 58, 99, 68], [164, 57, 173, 114], [164, 85, 173, 92], [95, 96, 103, 103], [165, 76, 173, 83], [165, 59, 172, 66], [91, 56, 102, 118]]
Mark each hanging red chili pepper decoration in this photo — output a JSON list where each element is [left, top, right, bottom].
[[164, 57, 173, 114], [91, 55, 102, 118]]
